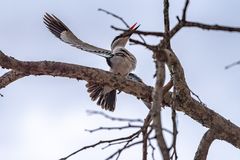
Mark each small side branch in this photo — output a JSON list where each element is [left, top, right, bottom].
[[194, 130, 216, 160], [98, 8, 146, 43], [98, 8, 129, 27], [163, 0, 170, 32], [182, 0, 190, 21], [142, 113, 152, 160], [163, 0, 171, 48], [129, 39, 157, 50], [60, 130, 141, 160], [87, 110, 143, 123], [225, 60, 240, 69], [169, 109, 178, 160], [184, 21, 240, 32], [111, 26, 164, 37]]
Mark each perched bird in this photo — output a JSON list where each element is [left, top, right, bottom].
[[43, 13, 139, 111]]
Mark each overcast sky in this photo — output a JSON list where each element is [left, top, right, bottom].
[[0, 0, 240, 160]]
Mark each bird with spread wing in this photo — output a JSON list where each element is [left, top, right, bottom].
[[43, 13, 141, 111]]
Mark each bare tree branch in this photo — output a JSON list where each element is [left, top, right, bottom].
[[0, 70, 28, 89], [87, 110, 143, 123], [169, 21, 184, 38], [225, 60, 240, 69], [182, 0, 190, 21], [0, 50, 153, 102], [60, 130, 141, 160], [152, 54, 170, 160], [85, 124, 141, 133], [169, 109, 178, 160], [129, 38, 157, 50], [111, 26, 164, 37], [98, 8, 146, 43], [149, 138, 156, 160], [98, 8, 129, 28], [142, 113, 152, 160], [163, 0, 171, 49], [162, 49, 240, 149], [163, 0, 170, 33], [184, 21, 240, 32], [194, 129, 216, 160]]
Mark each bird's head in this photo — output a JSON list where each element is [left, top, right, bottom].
[[111, 23, 140, 50]]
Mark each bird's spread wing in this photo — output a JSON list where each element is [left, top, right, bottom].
[[43, 13, 113, 58]]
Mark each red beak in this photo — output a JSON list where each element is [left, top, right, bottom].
[[130, 23, 138, 30], [129, 22, 140, 31]]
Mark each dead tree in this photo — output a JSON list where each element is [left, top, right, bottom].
[[1, 0, 240, 160]]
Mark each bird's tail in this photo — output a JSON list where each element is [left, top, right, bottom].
[[86, 83, 116, 111]]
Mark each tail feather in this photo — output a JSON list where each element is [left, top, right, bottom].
[[104, 90, 116, 111], [86, 83, 116, 111]]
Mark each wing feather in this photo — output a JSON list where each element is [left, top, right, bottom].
[[43, 13, 112, 58]]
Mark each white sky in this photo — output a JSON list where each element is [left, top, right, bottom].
[[0, 0, 240, 160]]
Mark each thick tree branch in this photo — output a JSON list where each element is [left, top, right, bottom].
[[0, 70, 28, 89], [0, 51, 152, 102]]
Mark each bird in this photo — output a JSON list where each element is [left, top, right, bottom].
[[43, 13, 140, 111]]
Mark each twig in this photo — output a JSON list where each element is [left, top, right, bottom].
[[163, 0, 170, 33], [190, 89, 206, 106], [98, 8, 146, 43], [142, 112, 152, 160], [168, 0, 190, 39], [184, 21, 240, 32], [60, 130, 141, 160], [111, 26, 164, 37], [182, 0, 190, 21], [98, 8, 129, 27], [169, 109, 178, 160], [225, 60, 240, 69], [106, 136, 156, 160], [106, 140, 143, 160], [85, 124, 142, 133], [86, 110, 143, 123], [129, 39, 157, 50], [148, 138, 156, 160]]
